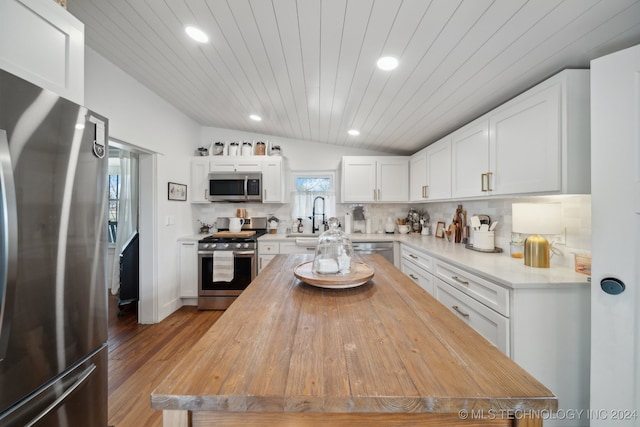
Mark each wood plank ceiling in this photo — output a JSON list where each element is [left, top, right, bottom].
[[68, 0, 640, 154]]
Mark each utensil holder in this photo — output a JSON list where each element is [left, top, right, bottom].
[[474, 231, 495, 250]]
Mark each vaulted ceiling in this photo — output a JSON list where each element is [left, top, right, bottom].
[[68, 0, 640, 154]]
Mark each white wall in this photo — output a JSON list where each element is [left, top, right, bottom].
[[84, 47, 201, 322]]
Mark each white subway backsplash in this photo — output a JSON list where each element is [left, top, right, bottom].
[[193, 195, 591, 268]]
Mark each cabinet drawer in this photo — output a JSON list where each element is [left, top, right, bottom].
[[434, 260, 509, 317], [401, 244, 433, 273], [279, 241, 315, 254], [400, 259, 434, 295], [259, 242, 279, 254], [435, 279, 509, 356]]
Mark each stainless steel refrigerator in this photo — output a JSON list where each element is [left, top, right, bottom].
[[0, 69, 108, 426]]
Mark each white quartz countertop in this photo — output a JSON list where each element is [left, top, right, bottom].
[[258, 232, 590, 289]]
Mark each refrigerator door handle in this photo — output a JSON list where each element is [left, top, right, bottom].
[[24, 364, 96, 427], [0, 129, 17, 362]]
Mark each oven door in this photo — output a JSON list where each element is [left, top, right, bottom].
[[198, 250, 256, 297]]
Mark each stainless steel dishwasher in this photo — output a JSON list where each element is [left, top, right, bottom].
[[351, 242, 394, 264]]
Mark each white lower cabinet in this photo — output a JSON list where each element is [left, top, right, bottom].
[[402, 245, 589, 427], [258, 242, 279, 273], [400, 245, 435, 295], [178, 240, 198, 298], [435, 278, 509, 354]]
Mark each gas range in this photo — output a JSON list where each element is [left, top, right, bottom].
[[198, 233, 266, 251]]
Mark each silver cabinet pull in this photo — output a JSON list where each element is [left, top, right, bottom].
[[481, 173, 487, 192], [486, 171, 493, 191], [452, 276, 469, 285], [409, 274, 419, 281], [409, 254, 418, 259], [452, 305, 470, 318]]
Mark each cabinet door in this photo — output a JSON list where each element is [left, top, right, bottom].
[[262, 158, 283, 203], [179, 242, 198, 298], [209, 159, 236, 172], [409, 149, 427, 202], [190, 158, 211, 203], [489, 84, 561, 195], [425, 136, 452, 200], [0, 0, 84, 104], [377, 157, 408, 202], [451, 119, 489, 198], [235, 159, 262, 172], [342, 157, 376, 202], [258, 255, 276, 273]]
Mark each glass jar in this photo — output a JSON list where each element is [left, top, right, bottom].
[[228, 141, 239, 156], [312, 217, 353, 275], [510, 240, 524, 259], [255, 141, 266, 155], [270, 145, 281, 156]]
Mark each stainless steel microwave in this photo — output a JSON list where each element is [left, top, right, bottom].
[[208, 172, 262, 202]]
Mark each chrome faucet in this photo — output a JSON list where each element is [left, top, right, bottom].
[[312, 196, 326, 233]]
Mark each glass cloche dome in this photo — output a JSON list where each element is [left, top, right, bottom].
[[312, 217, 353, 275]]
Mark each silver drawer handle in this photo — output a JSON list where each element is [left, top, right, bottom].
[[409, 274, 419, 280], [452, 276, 469, 285], [409, 254, 418, 259], [452, 305, 470, 318]]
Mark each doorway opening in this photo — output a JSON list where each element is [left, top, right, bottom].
[[107, 141, 140, 317]]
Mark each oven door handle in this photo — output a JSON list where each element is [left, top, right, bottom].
[[244, 175, 248, 201], [198, 251, 255, 256]]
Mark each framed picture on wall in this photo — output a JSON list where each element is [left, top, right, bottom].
[[435, 221, 446, 238], [168, 182, 187, 201]]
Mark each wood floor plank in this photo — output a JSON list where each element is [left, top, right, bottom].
[[108, 296, 222, 427]]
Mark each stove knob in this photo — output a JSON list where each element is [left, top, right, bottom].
[[202, 244, 210, 249], [223, 243, 229, 249], [235, 243, 242, 249], [243, 243, 250, 249]]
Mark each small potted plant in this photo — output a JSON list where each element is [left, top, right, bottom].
[[198, 219, 213, 234]]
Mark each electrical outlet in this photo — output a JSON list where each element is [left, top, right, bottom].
[[550, 227, 566, 245]]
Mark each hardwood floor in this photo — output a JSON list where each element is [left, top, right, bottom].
[[107, 296, 223, 427]]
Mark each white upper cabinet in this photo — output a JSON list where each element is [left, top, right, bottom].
[[410, 136, 452, 202], [377, 158, 409, 202], [425, 136, 452, 201], [451, 118, 490, 198], [489, 83, 561, 195], [342, 156, 408, 203], [190, 157, 212, 203], [448, 69, 589, 199], [0, 0, 84, 104], [209, 157, 262, 172], [409, 149, 427, 202], [261, 157, 284, 203]]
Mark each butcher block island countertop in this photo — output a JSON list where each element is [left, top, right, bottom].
[[152, 254, 557, 427]]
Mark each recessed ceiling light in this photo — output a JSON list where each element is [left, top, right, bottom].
[[185, 26, 209, 43], [348, 129, 360, 136], [249, 114, 262, 122], [376, 56, 398, 71]]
